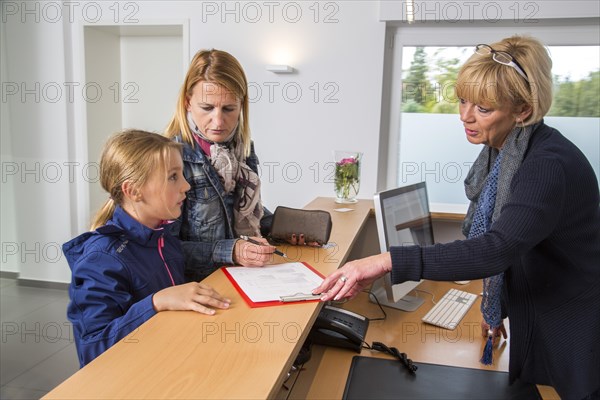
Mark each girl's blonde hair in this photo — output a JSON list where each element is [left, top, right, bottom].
[[90, 130, 183, 231], [456, 35, 553, 124], [165, 49, 251, 157]]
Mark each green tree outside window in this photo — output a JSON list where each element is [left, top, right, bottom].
[[401, 46, 599, 117]]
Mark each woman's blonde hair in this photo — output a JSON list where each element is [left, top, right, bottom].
[[456, 35, 553, 124], [90, 130, 183, 231], [165, 49, 251, 157]]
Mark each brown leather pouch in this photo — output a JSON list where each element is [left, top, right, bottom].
[[269, 206, 332, 246]]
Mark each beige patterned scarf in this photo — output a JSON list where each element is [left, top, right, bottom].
[[187, 112, 263, 236]]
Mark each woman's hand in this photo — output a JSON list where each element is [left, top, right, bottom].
[[481, 320, 508, 345], [312, 252, 392, 301], [287, 233, 321, 247], [233, 237, 275, 267], [152, 282, 231, 315]]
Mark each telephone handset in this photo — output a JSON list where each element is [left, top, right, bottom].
[[308, 305, 369, 353]]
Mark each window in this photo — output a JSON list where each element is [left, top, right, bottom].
[[547, 46, 600, 117]]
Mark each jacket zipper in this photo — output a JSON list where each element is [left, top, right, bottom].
[[157, 236, 175, 286]]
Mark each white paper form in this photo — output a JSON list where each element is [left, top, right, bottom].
[[224, 262, 324, 303]]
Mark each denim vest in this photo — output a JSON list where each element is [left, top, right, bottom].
[[170, 134, 260, 281]]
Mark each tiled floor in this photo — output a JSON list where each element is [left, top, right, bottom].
[[0, 277, 79, 399]]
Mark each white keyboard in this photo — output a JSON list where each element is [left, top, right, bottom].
[[422, 288, 478, 330]]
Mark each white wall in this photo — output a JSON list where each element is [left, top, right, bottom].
[[1, 1, 386, 283], [84, 26, 122, 220], [1, 1, 598, 283], [120, 35, 183, 132], [1, 19, 17, 274], [1, 14, 74, 281]]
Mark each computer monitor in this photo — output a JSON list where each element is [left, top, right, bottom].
[[370, 182, 434, 311]]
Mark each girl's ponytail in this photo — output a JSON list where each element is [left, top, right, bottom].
[[90, 198, 117, 231]]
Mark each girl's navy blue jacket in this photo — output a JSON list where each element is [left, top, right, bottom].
[[64, 206, 185, 367]]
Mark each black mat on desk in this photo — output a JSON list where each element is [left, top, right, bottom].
[[342, 356, 541, 400]]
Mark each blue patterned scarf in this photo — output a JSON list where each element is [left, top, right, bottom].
[[462, 122, 540, 364], [467, 152, 503, 364]]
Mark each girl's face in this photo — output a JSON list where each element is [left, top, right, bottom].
[[459, 98, 519, 149], [134, 150, 190, 229], [186, 81, 242, 143]]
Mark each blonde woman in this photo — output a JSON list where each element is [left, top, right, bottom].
[[165, 49, 277, 281]]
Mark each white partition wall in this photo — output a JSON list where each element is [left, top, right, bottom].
[[84, 26, 123, 219], [83, 24, 184, 218]]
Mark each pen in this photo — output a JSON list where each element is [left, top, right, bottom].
[[239, 235, 288, 258], [280, 293, 322, 302]]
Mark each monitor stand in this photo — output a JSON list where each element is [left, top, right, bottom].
[[369, 285, 424, 312]]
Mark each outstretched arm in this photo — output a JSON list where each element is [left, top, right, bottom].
[[313, 252, 392, 301]]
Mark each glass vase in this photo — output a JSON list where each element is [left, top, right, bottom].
[[333, 151, 362, 204]]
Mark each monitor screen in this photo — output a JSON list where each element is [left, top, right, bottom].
[[378, 182, 433, 250], [371, 182, 433, 311]]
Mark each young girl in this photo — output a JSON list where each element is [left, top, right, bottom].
[[64, 130, 231, 367]]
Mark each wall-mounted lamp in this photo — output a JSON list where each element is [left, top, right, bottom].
[[405, 0, 415, 24], [266, 64, 295, 74]]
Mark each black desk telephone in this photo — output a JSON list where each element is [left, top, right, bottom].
[[308, 305, 369, 353]]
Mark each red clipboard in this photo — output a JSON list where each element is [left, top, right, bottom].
[[222, 262, 325, 308]]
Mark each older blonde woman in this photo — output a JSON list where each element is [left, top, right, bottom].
[[314, 36, 599, 400]]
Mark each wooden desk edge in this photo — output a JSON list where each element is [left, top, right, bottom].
[[307, 197, 465, 223], [44, 197, 372, 400], [430, 211, 465, 222]]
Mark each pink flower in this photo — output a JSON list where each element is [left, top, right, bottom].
[[337, 157, 358, 166]]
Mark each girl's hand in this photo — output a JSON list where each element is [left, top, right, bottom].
[[234, 237, 275, 267], [152, 282, 231, 315], [312, 252, 392, 301]]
